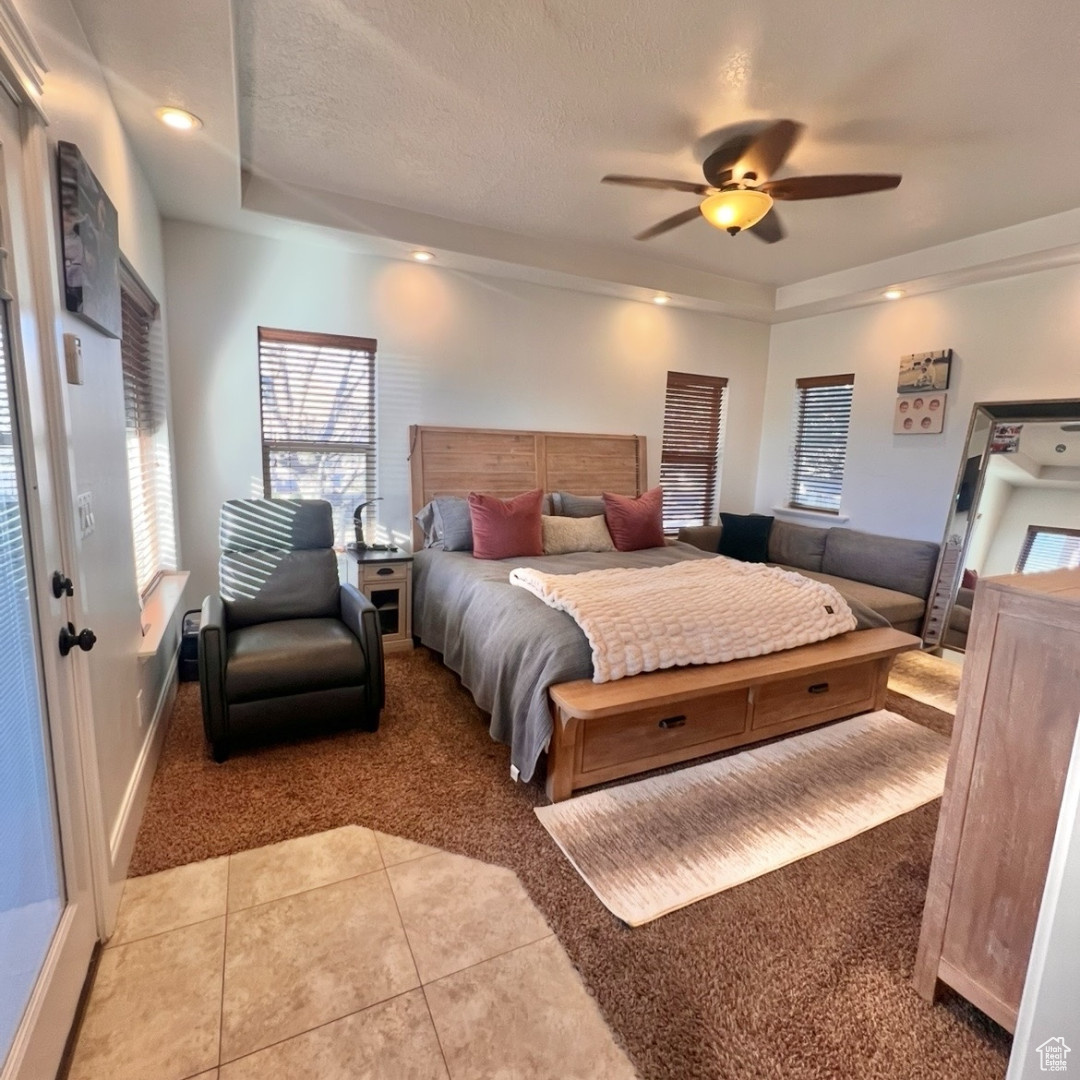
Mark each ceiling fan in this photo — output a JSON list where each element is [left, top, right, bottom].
[[602, 120, 901, 244]]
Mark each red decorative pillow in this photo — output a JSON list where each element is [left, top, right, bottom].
[[603, 487, 665, 551], [961, 568, 979, 590], [468, 489, 544, 560]]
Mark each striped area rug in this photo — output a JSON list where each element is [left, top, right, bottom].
[[887, 650, 962, 714], [535, 710, 950, 926]]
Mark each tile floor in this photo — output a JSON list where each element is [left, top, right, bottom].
[[67, 826, 637, 1079]]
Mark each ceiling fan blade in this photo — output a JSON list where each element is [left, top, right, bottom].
[[701, 134, 754, 187], [748, 207, 785, 243], [602, 174, 710, 195], [736, 120, 804, 181], [759, 174, 902, 200], [634, 205, 702, 241]]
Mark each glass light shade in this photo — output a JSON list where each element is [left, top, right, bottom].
[[699, 189, 773, 232], [154, 106, 203, 131]]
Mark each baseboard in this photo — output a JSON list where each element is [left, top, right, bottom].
[[107, 650, 179, 888]]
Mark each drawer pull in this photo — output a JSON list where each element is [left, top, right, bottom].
[[658, 715, 687, 729], [808, 682, 830, 695], [376, 567, 394, 576]]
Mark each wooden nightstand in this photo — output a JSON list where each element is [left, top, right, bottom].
[[345, 548, 413, 653]]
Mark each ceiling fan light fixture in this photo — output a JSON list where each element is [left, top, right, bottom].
[[699, 188, 773, 234]]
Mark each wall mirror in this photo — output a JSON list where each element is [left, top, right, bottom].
[[924, 398, 1080, 652]]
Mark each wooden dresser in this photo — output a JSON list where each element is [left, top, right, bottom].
[[914, 568, 1080, 1031]]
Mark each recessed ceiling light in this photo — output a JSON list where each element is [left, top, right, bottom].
[[883, 288, 905, 300], [652, 293, 671, 305], [411, 250, 435, 262], [154, 106, 203, 132]]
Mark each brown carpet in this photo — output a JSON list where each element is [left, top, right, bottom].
[[131, 651, 1010, 1080]]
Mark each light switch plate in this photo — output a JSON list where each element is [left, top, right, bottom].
[[77, 492, 94, 538]]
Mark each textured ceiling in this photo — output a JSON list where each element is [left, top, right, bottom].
[[234, 0, 1080, 287]]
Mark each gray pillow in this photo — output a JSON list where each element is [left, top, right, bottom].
[[415, 502, 439, 547], [433, 496, 474, 551], [555, 492, 605, 518]]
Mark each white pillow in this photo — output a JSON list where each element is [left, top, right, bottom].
[[541, 514, 615, 555]]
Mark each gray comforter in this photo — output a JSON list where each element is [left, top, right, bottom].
[[412, 542, 887, 783]]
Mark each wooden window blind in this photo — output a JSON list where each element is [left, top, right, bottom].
[[121, 266, 176, 597], [258, 328, 377, 546], [788, 373, 855, 514], [1016, 525, 1080, 574], [659, 370, 728, 531]]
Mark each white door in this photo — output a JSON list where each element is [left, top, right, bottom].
[[0, 88, 99, 1080]]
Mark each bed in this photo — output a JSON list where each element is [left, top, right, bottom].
[[410, 424, 919, 800]]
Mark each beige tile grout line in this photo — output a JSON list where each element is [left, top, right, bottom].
[[213, 987, 424, 1073], [217, 855, 232, 1070], [418, 930, 556, 989], [381, 860, 452, 1079]]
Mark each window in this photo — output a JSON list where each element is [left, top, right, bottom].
[[258, 328, 376, 545], [1016, 525, 1080, 574], [121, 267, 176, 597], [659, 370, 728, 531], [788, 374, 855, 514]]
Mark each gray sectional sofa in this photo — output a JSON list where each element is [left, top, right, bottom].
[[678, 519, 940, 634]]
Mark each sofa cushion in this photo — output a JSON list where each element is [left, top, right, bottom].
[[226, 618, 366, 703], [718, 513, 774, 563], [821, 528, 939, 601], [677, 525, 723, 552], [779, 567, 926, 628], [767, 521, 828, 572]]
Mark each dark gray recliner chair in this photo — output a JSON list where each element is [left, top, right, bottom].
[[199, 498, 384, 761]]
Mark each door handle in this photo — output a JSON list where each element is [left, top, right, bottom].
[[59, 623, 97, 657], [52, 571, 74, 598]]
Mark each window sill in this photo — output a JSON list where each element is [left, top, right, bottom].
[[137, 571, 190, 660], [771, 506, 851, 526]]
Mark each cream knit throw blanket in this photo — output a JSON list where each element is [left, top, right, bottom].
[[509, 558, 857, 683]]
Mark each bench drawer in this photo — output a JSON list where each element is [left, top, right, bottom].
[[581, 689, 749, 774], [751, 661, 877, 730]]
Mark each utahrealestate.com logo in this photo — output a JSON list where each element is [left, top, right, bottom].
[[1037, 1038, 1071, 1073]]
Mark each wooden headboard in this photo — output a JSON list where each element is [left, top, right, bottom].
[[409, 424, 647, 547]]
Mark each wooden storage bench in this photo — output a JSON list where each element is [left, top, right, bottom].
[[545, 626, 919, 802]]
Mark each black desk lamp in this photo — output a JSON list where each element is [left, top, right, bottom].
[[352, 497, 382, 550]]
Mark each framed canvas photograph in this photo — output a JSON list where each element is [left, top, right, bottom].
[[894, 391, 946, 434], [897, 349, 952, 394], [58, 141, 121, 339]]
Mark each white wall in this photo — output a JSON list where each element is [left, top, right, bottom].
[[163, 220, 771, 603], [23, 0, 180, 899], [756, 265, 1080, 543], [983, 486, 1080, 576], [964, 470, 1012, 574]]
